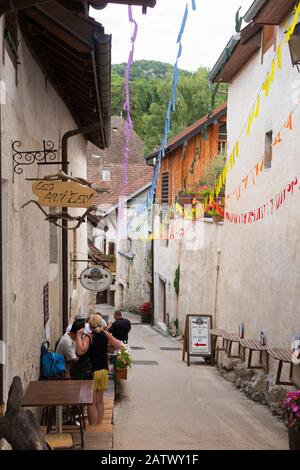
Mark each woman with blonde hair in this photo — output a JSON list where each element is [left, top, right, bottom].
[[76, 313, 123, 425]]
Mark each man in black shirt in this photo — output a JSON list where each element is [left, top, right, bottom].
[[108, 310, 131, 343]]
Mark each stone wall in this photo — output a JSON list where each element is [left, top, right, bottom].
[[154, 218, 223, 334]]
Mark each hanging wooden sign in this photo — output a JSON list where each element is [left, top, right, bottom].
[[32, 181, 96, 208], [79, 266, 112, 292], [182, 314, 213, 366]]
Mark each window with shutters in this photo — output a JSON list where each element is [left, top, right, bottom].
[[161, 172, 169, 206]]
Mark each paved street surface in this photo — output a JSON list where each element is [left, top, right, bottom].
[[110, 311, 288, 451]]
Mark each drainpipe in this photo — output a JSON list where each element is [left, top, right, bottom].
[[213, 248, 221, 328], [150, 236, 154, 327], [0, 81, 3, 411], [61, 121, 104, 332]]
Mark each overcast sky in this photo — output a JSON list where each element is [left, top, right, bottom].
[[91, 0, 254, 72]]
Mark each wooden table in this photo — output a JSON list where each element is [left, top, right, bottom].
[[22, 380, 93, 447]]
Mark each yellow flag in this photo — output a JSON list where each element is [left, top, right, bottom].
[[285, 2, 300, 42], [247, 109, 255, 135], [276, 44, 282, 69], [254, 95, 260, 118], [235, 141, 239, 158]]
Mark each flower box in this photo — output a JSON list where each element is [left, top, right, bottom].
[[116, 368, 127, 380]]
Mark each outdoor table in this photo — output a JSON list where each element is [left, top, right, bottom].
[[22, 380, 93, 447]]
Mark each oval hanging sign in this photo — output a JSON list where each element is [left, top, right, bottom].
[[32, 181, 96, 208], [80, 266, 112, 292]]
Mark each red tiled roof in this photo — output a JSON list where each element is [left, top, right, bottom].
[[87, 116, 152, 209], [88, 163, 153, 208]]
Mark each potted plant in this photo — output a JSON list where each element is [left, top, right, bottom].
[[115, 345, 133, 380], [281, 390, 300, 450], [138, 302, 152, 323]]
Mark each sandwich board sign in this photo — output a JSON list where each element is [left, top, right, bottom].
[[182, 314, 213, 366]]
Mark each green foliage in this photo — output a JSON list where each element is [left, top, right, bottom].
[[203, 154, 227, 188], [174, 265, 180, 297], [111, 61, 227, 155]]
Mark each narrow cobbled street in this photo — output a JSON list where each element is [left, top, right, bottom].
[[113, 314, 288, 450]]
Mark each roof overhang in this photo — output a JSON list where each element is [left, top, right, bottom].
[[20, 2, 111, 148], [208, 23, 263, 84], [0, 0, 156, 16], [102, 181, 151, 216], [145, 105, 227, 162], [245, 0, 297, 25]]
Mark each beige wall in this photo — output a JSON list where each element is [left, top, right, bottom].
[[1, 19, 88, 400], [217, 16, 300, 382], [154, 218, 223, 334]]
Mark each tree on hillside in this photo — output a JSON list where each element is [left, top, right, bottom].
[[111, 61, 227, 155]]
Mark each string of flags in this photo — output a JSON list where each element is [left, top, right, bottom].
[[225, 176, 298, 225], [226, 101, 297, 202], [122, 5, 138, 194], [187, 1, 300, 211], [148, 1, 197, 204]]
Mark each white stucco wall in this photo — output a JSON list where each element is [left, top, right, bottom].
[[217, 17, 300, 380], [1, 20, 88, 400], [154, 218, 223, 335]]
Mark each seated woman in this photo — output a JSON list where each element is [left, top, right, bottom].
[[76, 313, 123, 425]]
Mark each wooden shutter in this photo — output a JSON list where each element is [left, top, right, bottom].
[[161, 172, 169, 205]]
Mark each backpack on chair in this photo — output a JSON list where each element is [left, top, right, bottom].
[[40, 341, 66, 379]]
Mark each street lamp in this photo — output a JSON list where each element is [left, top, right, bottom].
[[288, 23, 300, 72]]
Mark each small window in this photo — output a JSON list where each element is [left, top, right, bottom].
[[161, 172, 169, 206], [262, 25, 276, 57], [108, 242, 115, 256], [4, 12, 19, 67], [218, 123, 227, 155], [101, 169, 110, 181], [264, 131, 273, 169]]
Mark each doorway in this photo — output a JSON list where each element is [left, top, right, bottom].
[[158, 277, 167, 323], [96, 290, 108, 304]]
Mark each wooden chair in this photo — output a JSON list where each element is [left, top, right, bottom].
[[240, 339, 268, 372], [44, 433, 74, 450], [268, 348, 296, 385], [41, 426, 74, 450]]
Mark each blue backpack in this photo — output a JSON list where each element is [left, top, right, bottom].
[[41, 342, 66, 379]]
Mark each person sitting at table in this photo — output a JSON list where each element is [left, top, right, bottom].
[[56, 319, 85, 373], [76, 313, 123, 425]]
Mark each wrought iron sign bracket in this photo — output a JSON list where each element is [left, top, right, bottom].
[[12, 139, 66, 178]]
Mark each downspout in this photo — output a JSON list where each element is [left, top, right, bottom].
[[213, 248, 221, 328], [0, 73, 3, 412], [61, 121, 105, 332], [150, 236, 154, 327]]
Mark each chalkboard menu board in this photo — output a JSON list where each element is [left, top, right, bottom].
[[182, 314, 213, 366], [43, 283, 49, 327]]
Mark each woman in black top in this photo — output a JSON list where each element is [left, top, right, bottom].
[[76, 314, 123, 425]]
